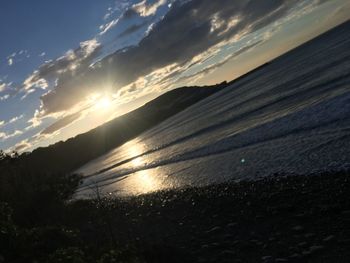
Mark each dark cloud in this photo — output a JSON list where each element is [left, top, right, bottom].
[[25, 40, 100, 89], [41, 112, 81, 135], [118, 23, 147, 38], [36, 0, 304, 115], [175, 40, 265, 83], [122, 8, 139, 19], [14, 141, 31, 152]]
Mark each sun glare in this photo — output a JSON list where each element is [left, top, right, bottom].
[[95, 97, 112, 110]]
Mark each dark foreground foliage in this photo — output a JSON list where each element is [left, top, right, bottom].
[[1, 151, 350, 262]]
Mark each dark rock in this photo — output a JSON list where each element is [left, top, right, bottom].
[[206, 226, 222, 234], [275, 258, 288, 262], [304, 233, 315, 238], [292, 225, 304, 231], [220, 250, 235, 256], [341, 210, 350, 216], [309, 245, 324, 253], [289, 253, 301, 259], [323, 235, 335, 242], [297, 242, 308, 248], [262, 255, 273, 261], [226, 222, 238, 228]]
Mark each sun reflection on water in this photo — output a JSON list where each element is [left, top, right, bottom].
[[122, 140, 163, 194]]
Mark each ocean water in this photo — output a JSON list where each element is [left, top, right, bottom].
[[75, 22, 350, 198]]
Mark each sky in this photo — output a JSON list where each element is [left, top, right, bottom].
[[0, 0, 349, 153]]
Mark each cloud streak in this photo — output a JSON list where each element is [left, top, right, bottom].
[[41, 112, 82, 135]]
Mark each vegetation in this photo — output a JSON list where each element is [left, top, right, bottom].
[[1, 148, 350, 262]]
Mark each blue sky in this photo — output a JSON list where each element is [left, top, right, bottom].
[[0, 0, 349, 152]]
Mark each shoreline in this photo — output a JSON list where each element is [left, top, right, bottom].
[[65, 170, 350, 262]]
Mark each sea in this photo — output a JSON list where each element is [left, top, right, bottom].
[[75, 21, 350, 198]]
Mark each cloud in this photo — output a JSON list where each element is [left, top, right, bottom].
[[6, 50, 30, 66], [0, 83, 7, 92], [27, 109, 43, 129], [172, 40, 265, 84], [21, 39, 101, 114], [22, 39, 100, 91], [9, 114, 24, 124], [0, 130, 23, 141], [132, 0, 167, 17], [99, 2, 137, 35], [118, 23, 147, 38], [12, 139, 32, 152], [0, 94, 10, 101], [26, 0, 311, 118], [41, 112, 82, 135], [0, 114, 25, 131]]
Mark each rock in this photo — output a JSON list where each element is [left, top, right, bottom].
[[289, 253, 301, 259], [302, 245, 324, 256], [341, 210, 350, 216], [294, 213, 305, 218], [297, 242, 308, 248], [206, 226, 221, 234], [262, 256, 273, 261], [275, 258, 288, 262], [223, 233, 234, 239], [211, 242, 220, 247], [227, 222, 237, 228], [323, 235, 335, 242], [292, 225, 304, 231], [304, 233, 315, 238], [220, 250, 235, 256], [309, 245, 324, 253], [302, 250, 311, 256]]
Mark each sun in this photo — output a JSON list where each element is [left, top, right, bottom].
[[95, 97, 112, 110]]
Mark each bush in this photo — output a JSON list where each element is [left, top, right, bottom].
[[48, 247, 86, 263]]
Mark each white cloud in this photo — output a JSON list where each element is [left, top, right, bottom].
[[27, 109, 43, 128], [6, 50, 30, 66], [0, 94, 10, 101], [0, 114, 25, 130], [132, 0, 167, 17], [99, 18, 121, 35], [9, 114, 24, 124], [0, 130, 23, 141], [23, 73, 48, 91], [0, 83, 6, 92]]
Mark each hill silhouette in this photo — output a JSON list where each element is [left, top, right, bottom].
[[19, 82, 229, 174]]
